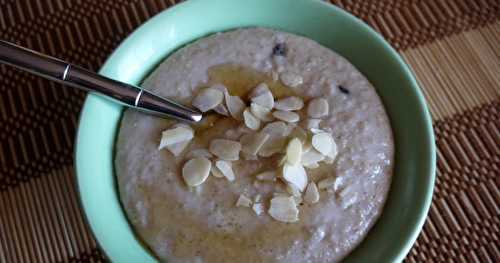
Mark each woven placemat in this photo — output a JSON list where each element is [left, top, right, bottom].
[[0, 0, 498, 262]]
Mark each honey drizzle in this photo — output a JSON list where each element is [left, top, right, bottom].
[[207, 64, 296, 99], [192, 64, 297, 138]]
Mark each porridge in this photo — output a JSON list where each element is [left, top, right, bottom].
[[115, 28, 394, 262]]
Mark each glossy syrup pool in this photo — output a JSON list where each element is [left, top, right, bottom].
[[193, 64, 296, 133], [207, 64, 295, 99]]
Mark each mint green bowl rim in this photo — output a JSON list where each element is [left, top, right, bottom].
[[75, 0, 436, 262]]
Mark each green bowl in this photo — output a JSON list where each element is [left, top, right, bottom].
[[76, 0, 436, 262]]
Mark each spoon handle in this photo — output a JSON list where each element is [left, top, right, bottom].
[[0, 40, 202, 122]]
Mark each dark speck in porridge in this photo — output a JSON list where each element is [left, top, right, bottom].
[[338, 85, 350, 94], [272, 43, 287, 57]]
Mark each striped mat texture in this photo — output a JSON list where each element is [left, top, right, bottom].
[[0, 0, 498, 262]]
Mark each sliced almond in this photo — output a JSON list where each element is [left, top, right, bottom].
[[213, 103, 229, 116], [166, 140, 190, 157], [192, 87, 224, 112], [182, 157, 211, 187], [312, 133, 334, 156], [258, 137, 287, 157], [286, 138, 302, 165], [286, 183, 301, 197], [236, 194, 252, 207], [280, 72, 303, 88], [304, 182, 320, 204], [212, 83, 229, 95], [186, 148, 212, 159], [301, 149, 325, 166], [158, 126, 194, 150], [262, 121, 290, 137], [307, 98, 329, 118], [243, 108, 261, 130], [251, 92, 274, 110], [209, 139, 241, 161], [212, 84, 231, 116], [240, 132, 270, 156], [215, 160, 236, 181], [252, 203, 265, 215], [250, 83, 271, 98], [272, 110, 300, 123], [275, 96, 304, 111], [317, 177, 338, 190], [164, 123, 193, 156], [325, 138, 338, 161], [211, 164, 224, 178], [268, 196, 299, 223], [255, 171, 276, 181], [282, 163, 308, 192], [250, 103, 273, 122], [226, 93, 246, 120], [250, 83, 274, 109]]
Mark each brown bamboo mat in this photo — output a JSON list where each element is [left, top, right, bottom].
[[0, 0, 498, 262]]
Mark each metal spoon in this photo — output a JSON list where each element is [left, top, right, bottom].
[[0, 40, 202, 122]]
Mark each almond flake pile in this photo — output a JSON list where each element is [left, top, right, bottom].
[[158, 82, 343, 223]]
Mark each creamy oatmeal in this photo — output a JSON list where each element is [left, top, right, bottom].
[[115, 28, 394, 262]]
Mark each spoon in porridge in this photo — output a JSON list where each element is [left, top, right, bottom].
[[0, 40, 202, 122]]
